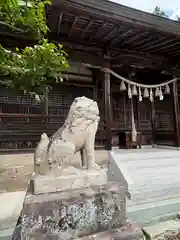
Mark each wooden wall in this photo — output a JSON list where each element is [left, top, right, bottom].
[[111, 83, 175, 146], [0, 84, 107, 151], [0, 77, 177, 152]]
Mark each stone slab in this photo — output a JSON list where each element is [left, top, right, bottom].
[[14, 182, 127, 239], [77, 220, 144, 240], [34, 168, 108, 194], [0, 228, 14, 240], [143, 219, 180, 238], [13, 219, 144, 240], [0, 191, 26, 230], [110, 148, 180, 226]]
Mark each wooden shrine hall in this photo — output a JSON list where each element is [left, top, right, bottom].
[[1, 0, 180, 151]]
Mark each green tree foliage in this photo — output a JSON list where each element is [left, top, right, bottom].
[[0, 39, 69, 95], [153, 6, 168, 18], [153, 6, 180, 22], [0, 0, 49, 38], [0, 0, 69, 97]]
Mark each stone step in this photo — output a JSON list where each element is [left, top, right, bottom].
[[0, 228, 14, 240], [0, 191, 26, 233], [110, 148, 180, 226], [129, 164, 180, 178], [128, 188, 180, 206], [129, 173, 180, 191], [143, 219, 180, 238], [111, 149, 180, 162], [125, 156, 180, 169], [127, 197, 180, 227]]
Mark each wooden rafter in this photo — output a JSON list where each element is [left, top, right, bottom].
[[120, 31, 149, 46], [132, 36, 155, 48], [162, 45, 180, 54], [110, 29, 134, 47], [171, 50, 180, 56], [141, 39, 176, 52], [89, 21, 107, 41], [57, 12, 64, 36], [68, 16, 78, 37], [102, 26, 119, 42], [138, 36, 168, 50], [80, 20, 93, 38], [150, 41, 180, 53]]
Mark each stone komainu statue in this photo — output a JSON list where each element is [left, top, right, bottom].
[[34, 96, 100, 172]]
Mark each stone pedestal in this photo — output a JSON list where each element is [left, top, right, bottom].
[[33, 168, 108, 194], [12, 182, 139, 240]]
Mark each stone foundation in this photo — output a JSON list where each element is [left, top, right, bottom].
[[77, 220, 144, 240], [13, 182, 129, 239]]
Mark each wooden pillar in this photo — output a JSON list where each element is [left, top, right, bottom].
[[150, 100, 156, 147], [104, 60, 112, 150], [44, 87, 49, 115], [92, 70, 99, 102], [172, 81, 180, 147], [44, 87, 49, 125]]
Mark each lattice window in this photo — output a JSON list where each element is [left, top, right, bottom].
[[155, 96, 173, 130], [139, 99, 151, 130], [112, 92, 125, 129]]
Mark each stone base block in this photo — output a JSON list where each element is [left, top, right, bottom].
[[13, 182, 127, 239], [33, 167, 107, 194], [77, 220, 144, 240], [13, 219, 144, 240]]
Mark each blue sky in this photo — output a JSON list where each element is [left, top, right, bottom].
[[111, 0, 180, 19]]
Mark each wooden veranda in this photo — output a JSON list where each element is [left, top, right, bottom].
[[1, 0, 180, 151]]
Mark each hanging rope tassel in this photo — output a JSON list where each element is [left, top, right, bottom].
[[132, 85, 138, 96], [150, 88, 154, 102], [164, 84, 170, 95], [138, 87, 142, 102], [128, 84, 132, 99], [131, 98, 137, 142], [159, 87, 164, 100], [155, 87, 160, 97], [143, 88, 149, 98], [120, 81, 126, 91]]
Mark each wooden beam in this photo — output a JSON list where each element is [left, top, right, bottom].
[[80, 20, 93, 38], [162, 45, 180, 54], [131, 35, 155, 47], [151, 42, 180, 53], [172, 81, 180, 147], [89, 21, 107, 41], [102, 26, 120, 42], [138, 36, 167, 50], [150, 100, 156, 147], [120, 31, 149, 46], [57, 12, 64, 36], [141, 39, 176, 52], [68, 16, 78, 37], [50, 36, 104, 52], [171, 50, 180, 56], [110, 29, 134, 47]]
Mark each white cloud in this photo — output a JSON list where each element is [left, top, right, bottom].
[[170, 9, 180, 19], [111, 0, 180, 18]]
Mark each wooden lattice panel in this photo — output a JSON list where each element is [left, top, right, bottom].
[[112, 92, 125, 129], [155, 96, 173, 130], [138, 99, 151, 130]]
